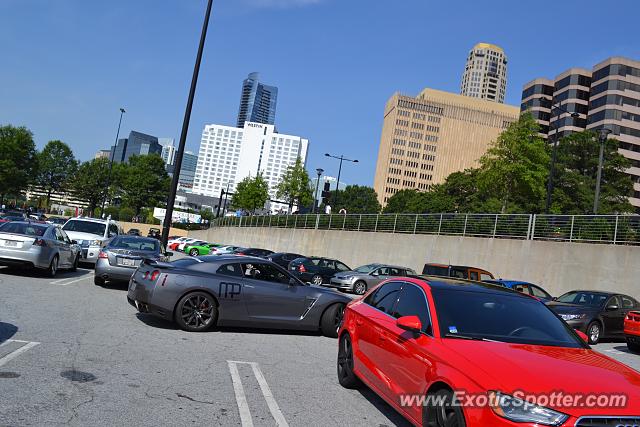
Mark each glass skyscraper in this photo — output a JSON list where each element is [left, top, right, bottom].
[[110, 131, 162, 163], [236, 72, 278, 127]]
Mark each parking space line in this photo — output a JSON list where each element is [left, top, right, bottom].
[[0, 340, 40, 368], [227, 360, 289, 427], [51, 274, 93, 286]]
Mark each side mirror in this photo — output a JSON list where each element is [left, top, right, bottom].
[[575, 330, 589, 343], [288, 277, 298, 286], [396, 316, 422, 333], [370, 271, 379, 277], [552, 296, 558, 301], [71, 240, 78, 244], [607, 305, 619, 311], [165, 251, 173, 257]]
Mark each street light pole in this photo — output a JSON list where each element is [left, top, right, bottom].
[[324, 153, 358, 208], [593, 127, 612, 214], [161, 0, 214, 246], [101, 107, 125, 216], [545, 101, 580, 213], [313, 168, 324, 213]]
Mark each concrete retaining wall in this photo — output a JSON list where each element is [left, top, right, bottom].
[[189, 227, 640, 298]]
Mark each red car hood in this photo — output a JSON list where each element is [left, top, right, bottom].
[[444, 340, 640, 416]]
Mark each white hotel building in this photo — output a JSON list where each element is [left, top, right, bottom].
[[192, 121, 309, 212]]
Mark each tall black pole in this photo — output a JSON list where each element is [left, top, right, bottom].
[[594, 128, 612, 214], [101, 108, 125, 216], [215, 188, 224, 218], [545, 128, 558, 214], [313, 169, 323, 213], [161, 0, 214, 246], [334, 157, 343, 207]]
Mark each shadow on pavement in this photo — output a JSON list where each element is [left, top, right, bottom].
[[357, 387, 412, 426], [0, 322, 18, 343], [135, 313, 178, 330], [0, 266, 92, 279], [614, 345, 636, 354]]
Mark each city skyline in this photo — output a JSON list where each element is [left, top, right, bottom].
[[1, 0, 639, 187]]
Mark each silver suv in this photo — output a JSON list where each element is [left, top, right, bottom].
[[61, 217, 122, 264], [326, 263, 416, 295]]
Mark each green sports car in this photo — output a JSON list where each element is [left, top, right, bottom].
[[184, 242, 221, 256]]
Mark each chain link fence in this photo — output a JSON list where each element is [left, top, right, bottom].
[[212, 213, 640, 245]]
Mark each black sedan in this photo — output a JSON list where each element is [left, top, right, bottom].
[[127, 255, 351, 337], [288, 257, 351, 285], [546, 290, 640, 344], [266, 252, 304, 269], [232, 247, 273, 257]]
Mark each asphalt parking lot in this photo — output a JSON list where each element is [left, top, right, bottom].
[[0, 265, 638, 427]]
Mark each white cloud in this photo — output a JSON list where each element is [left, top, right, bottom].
[[244, 0, 325, 9]]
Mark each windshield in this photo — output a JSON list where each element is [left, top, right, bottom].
[[62, 220, 106, 236], [556, 291, 608, 307], [109, 236, 159, 252], [433, 288, 584, 348], [423, 265, 450, 276], [0, 222, 47, 236], [354, 264, 379, 273]]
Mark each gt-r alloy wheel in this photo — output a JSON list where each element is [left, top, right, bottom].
[[189, 248, 199, 256], [312, 274, 323, 285], [425, 389, 466, 427], [337, 334, 360, 388], [353, 281, 367, 295], [176, 292, 217, 332]]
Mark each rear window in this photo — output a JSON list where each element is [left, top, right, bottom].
[[0, 222, 47, 236], [423, 265, 449, 276], [110, 236, 159, 252], [62, 220, 106, 236]]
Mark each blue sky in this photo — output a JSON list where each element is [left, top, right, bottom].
[[2, 0, 639, 186]]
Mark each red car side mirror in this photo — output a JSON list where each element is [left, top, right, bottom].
[[396, 316, 422, 333], [575, 330, 589, 343]]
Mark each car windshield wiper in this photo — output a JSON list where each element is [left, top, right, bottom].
[[443, 333, 503, 343]]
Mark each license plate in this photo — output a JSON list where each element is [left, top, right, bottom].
[[4, 240, 18, 247], [120, 258, 136, 267]]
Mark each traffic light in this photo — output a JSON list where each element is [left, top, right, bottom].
[[321, 182, 332, 206]]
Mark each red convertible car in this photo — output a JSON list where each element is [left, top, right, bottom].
[[337, 277, 640, 426]]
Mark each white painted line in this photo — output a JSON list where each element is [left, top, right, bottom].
[[249, 362, 289, 427], [0, 340, 40, 367], [227, 361, 254, 427], [51, 274, 93, 286]]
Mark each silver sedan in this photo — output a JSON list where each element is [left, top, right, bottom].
[[94, 235, 171, 286], [0, 221, 80, 277], [326, 263, 416, 295]]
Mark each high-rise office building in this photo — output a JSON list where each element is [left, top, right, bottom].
[[95, 149, 111, 160], [236, 72, 278, 127], [159, 138, 197, 191], [373, 89, 519, 206], [460, 43, 508, 103], [521, 56, 640, 209], [192, 121, 309, 213], [110, 131, 162, 163], [159, 138, 176, 165]]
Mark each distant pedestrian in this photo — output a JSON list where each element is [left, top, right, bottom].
[[325, 204, 332, 215]]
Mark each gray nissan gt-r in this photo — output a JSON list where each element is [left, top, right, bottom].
[[127, 255, 352, 337]]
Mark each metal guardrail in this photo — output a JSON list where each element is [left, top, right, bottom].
[[212, 213, 640, 246]]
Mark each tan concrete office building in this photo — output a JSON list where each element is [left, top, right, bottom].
[[373, 88, 520, 206], [460, 43, 508, 103]]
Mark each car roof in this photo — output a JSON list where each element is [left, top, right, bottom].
[[485, 279, 532, 286], [67, 217, 114, 224], [424, 263, 489, 271], [197, 254, 268, 264], [1, 220, 51, 228], [408, 275, 532, 298], [560, 290, 618, 296]]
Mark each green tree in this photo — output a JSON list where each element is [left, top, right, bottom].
[[36, 140, 78, 207], [116, 154, 170, 216], [69, 158, 110, 215], [232, 174, 269, 213], [0, 125, 38, 202], [478, 113, 549, 213], [552, 131, 633, 214], [334, 185, 381, 214], [275, 157, 313, 212]]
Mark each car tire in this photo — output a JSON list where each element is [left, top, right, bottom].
[[423, 389, 467, 427], [337, 333, 361, 389], [189, 248, 199, 256], [627, 340, 640, 353], [70, 254, 80, 272], [46, 255, 59, 278], [175, 292, 218, 332], [587, 321, 602, 345], [353, 281, 367, 295], [94, 276, 105, 286], [320, 303, 345, 338], [311, 274, 323, 285]]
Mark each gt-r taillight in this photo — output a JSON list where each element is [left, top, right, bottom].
[[33, 238, 47, 247], [150, 270, 160, 281], [298, 264, 306, 273]]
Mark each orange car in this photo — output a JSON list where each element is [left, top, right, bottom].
[[624, 310, 640, 352], [422, 263, 494, 281]]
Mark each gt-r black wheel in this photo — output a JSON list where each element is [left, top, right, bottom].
[[311, 274, 323, 285], [353, 281, 367, 295], [587, 321, 601, 344], [175, 292, 217, 332], [424, 389, 466, 427], [320, 303, 344, 338], [189, 248, 199, 256], [337, 333, 361, 389]]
